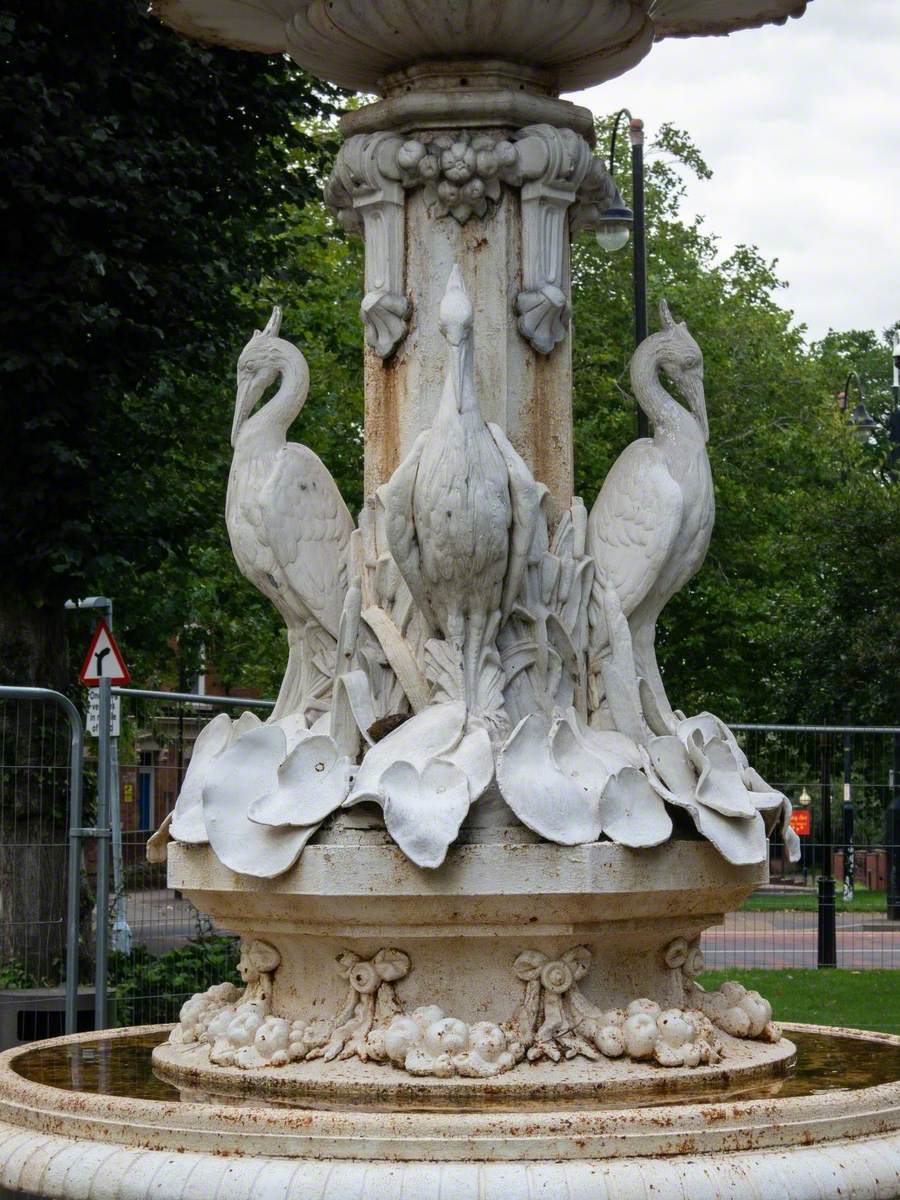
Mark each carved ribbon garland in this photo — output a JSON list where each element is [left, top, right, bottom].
[[306, 948, 411, 1062]]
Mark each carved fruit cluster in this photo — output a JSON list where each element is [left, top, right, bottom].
[[396, 131, 521, 222]]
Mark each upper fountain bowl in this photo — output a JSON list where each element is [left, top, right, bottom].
[[151, 0, 810, 94]]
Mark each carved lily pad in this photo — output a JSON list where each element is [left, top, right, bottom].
[[343, 702, 493, 867], [376, 759, 471, 868], [498, 710, 668, 848], [645, 737, 767, 866], [202, 724, 328, 878], [498, 712, 605, 844], [598, 767, 672, 848], [170, 712, 234, 844], [248, 734, 353, 828]]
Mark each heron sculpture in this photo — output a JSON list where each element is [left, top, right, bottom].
[[587, 300, 714, 735], [380, 267, 539, 720], [226, 308, 355, 722]]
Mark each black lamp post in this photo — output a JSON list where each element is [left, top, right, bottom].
[[594, 108, 649, 440], [839, 361, 900, 478]]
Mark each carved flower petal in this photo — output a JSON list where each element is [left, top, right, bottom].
[[693, 740, 757, 819], [598, 768, 672, 848], [497, 713, 604, 845], [202, 724, 321, 878], [247, 734, 352, 828], [440, 723, 494, 801], [568, 709, 643, 769], [377, 759, 471, 869], [345, 702, 466, 807], [648, 735, 696, 795], [643, 756, 767, 866], [229, 709, 263, 744], [170, 712, 232, 844]]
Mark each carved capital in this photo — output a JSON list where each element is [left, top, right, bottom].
[[326, 133, 411, 359], [512, 125, 606, 355]]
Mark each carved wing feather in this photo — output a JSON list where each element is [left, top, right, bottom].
[[259, 444, 355, 638], [587, 442, 683, 625], [378, 431, 437, 632], [487, 423, 541, 619]]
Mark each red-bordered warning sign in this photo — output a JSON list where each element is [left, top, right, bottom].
[[79, 619, 130, 686]]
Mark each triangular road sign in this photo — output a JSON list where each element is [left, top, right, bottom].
[[79, 619, 130, 686]]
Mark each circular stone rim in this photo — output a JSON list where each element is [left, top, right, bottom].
[[151, 1028, 797, 1108], [2, 1024, 898, 1163]]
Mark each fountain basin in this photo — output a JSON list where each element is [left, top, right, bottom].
[[0, 1023, 898, 1198]]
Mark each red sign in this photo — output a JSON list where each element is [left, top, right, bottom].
[[79, 619, 130, 686], [790, 808, 811, 837]]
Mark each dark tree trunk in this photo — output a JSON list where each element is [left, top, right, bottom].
[[0, 593, 72, 985]]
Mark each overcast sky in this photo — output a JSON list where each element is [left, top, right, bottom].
[[569, 0, 898, 343]]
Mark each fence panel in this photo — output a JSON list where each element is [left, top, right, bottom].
[[701, 725, 900, 973], [105, 689, 273, 1027]]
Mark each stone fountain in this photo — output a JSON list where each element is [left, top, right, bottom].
[[2, 2, 899, 1197]]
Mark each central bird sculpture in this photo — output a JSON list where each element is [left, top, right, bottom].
[[226, 307, 355, 722], [587, 300, 714, 736], [380, 266, 539, 720]]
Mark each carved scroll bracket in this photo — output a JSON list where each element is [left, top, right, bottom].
[[513, 125, 602, 355], [326, 132, 411, 360]]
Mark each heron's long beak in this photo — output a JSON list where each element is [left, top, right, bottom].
[[231, 377, 257, 446], [450, 341, 467, 413], [685, 374, 709, 441]]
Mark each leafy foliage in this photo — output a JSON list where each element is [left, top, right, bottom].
[[0, 0, 341, 683], [110, 935, 240, 1026], [572, 120, 899, 723]]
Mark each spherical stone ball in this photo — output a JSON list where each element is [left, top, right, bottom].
[[627, 998, 661, 1019], [741, 991, 772, 1037], [441, 142, 476, 183], [720, 1005, 752, 1038], [596, 1025, 626, 1058], [254, 1016, 290, 1061], [418, 153, 440, 180], [462, 177, 486, 202], [475, 149, 499, 178], [494, 140, 518, 169], [467, 1022, 507, 1062], [411, 1005, 445, 1030], [623, 1012, 659, 1059], [437, 179, 460, 204], [398, 140, 426, 172], [423, 1017, 469, 1058], [383, 1015, 421, 1065], [656, 1009, 694, 1050]]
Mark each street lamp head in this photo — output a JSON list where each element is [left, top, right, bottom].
[[848, 400, 878, 443], [594, 190, 633, 254]]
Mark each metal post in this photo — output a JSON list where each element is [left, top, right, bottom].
[[842, 722, 854, 902], [887, 732, 900, 921], [630, 118, 649, 441], [94, 677, 112, 1029], [817, 733, 837, 968], [0, 687, 85, 1036]]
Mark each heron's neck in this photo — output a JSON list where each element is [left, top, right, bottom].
[[631, 341, 691, 440], [437, 334, 479, 426], [244, 350, 306, 448]]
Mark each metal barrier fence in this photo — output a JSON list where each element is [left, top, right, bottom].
[[0, 687, 897, 1045]]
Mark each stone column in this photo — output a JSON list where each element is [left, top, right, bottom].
[[325, 62, 618, 520]]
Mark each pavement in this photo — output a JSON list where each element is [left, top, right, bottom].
[[701, 909, 900, 970]]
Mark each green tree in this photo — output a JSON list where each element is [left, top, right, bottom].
[[0, 0, 340, 688], [572, 120, 899, 724]]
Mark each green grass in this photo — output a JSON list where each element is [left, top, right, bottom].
[[698, 969, 900, 1035], [742, 889, 886, 913]]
